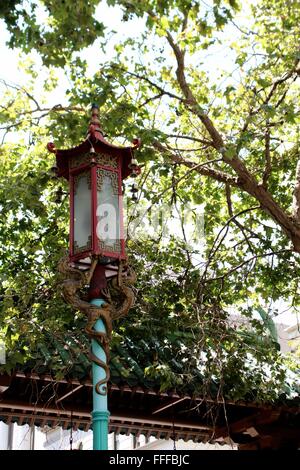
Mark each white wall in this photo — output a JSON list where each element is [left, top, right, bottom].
[[0, 422, 9, 450], [0, 422, 45, 450], [138, 438, 236, 450], [0, 423, 236, 450]]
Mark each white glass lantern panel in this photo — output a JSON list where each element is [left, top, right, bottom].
[[73, 171, 91, 253], [96, 169, 121, 254]]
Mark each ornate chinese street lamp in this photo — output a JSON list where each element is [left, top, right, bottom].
[[47, 104, 141, 450]]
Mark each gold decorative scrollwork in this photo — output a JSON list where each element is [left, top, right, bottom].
[[96, 153, 118, 169], [74, 236, 92, 254], [58, 256, 136, 396], [73, 170, 91, 194], [96, 168, 119, 195], [70, 153, 91, 169], [99, 239, 121, 254], [70, 152, 118, 170]]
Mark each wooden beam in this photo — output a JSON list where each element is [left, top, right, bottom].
[[29, 416, 35, 427], [255, 425, 300, 448], [0, 410, 90, 426], [0, 401, 90, 418], [6, 416, 12, 424], [216, 410, 280, 438], [239, 435, 273, 450], [0, 374, 11, 393], [111, 412, 212, 431], [152, 397, 187, 415], [238, 441, 259, 451], [55, 385, 83, 404], [0, 400, 213, 431], [18, 410, 26, 426], [40, 417, 48, 428]]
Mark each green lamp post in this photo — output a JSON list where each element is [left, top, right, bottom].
[[48, 105, 140, 450]]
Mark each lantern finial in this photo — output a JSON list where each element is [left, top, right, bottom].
[[90, 103, 101, 127], [87, 103, 105, 141]]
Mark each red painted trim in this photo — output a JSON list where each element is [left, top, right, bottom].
[[55, 137, 133, 159], [69, 250, 93, 263], [96, 164, 118, 173], [118, 157, 126, 259], [69, 174, 74, 258], [69, 167, 94, 262], [69, 164, 90, 177], [91, 165, 97, 256], [93, 249, 125, 259]]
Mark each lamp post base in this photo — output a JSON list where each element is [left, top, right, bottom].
[[92, 410, 110, 450]]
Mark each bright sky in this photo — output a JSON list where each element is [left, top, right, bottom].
[[0, 0, 246, 105], [0, 0, 298, 327]]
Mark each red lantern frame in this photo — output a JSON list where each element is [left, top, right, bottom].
[[47, 115, 140, 267]]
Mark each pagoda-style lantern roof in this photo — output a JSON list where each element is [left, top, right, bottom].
[[47, 105, 141, 180]]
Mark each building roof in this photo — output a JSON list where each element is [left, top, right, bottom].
[[0, 329, 300, 449]]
